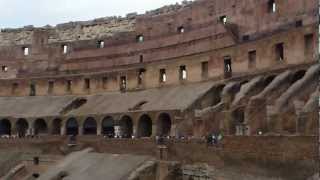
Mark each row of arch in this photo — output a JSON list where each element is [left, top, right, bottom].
[[0, 113, 172, 138]]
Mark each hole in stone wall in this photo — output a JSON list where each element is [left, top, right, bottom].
[[268, 0, 276, 13], [48, 81, 54, 94], [179, 65, 187, 80], [84, 78, 90, 90], [201, 61, 209, 79], [66, 80, 72, 92], [1, 66, 8, 72], [23, 47, 29, 56], [224, 56, 232, 78], [304, 34, 314, 56], [102, 77, 108, 89], [220, 15, 227, 24], [136, 35, 144, 43], [177, 26, 185, 33], [242, 35, 250, 41], [295, 20, 303, 27], [120, 76, 127, 91], [138, 68, 145, 86], [62, 45, 68, 54], [248, 50, 256, 69], [97, 40, 104, 48], [29, 83, 36, 96], [275, 43, 284, 62], [160, 69, 167, 83]]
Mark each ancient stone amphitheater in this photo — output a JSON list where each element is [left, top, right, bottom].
[[0, 0, 318, 179]]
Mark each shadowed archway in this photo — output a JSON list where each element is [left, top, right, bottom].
[[157, 113, 171, 136], [66, 118, 79, 135], [137, 114, 152, 138], [34, 119, 48, 135], [102, 116, 114, 137], [119, 116, 133, 138], [16, 119, 28, 137], [0, 119, 11, 135], [83, 117, 97, 135], [51, 118, 62, 135]]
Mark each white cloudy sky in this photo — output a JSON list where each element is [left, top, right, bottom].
[[0, 0, 185, 28]]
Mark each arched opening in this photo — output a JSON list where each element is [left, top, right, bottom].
[[119, 116, 133, 138], [137, 114, 152, 138], [16, 119, 28, 137], [51, 118, 62, 135], [66, 118, 78, 135], [157, 113, 171, 137], [0, 119, 11, 135], [34, 119, 48, 135], [83, 117, 97, 135], [102, 116, 114, 137], [290, 70, 306, 84]]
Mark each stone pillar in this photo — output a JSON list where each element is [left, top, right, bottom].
[[152, 125, 157, 137], [28, 128, 34, 136], [170, 124, 176, 137], [133, 125, 137, 138], [60, 126, 66, 136], [78, 126, 83, 136], [222, 110, 232, 135], [97, 124, 102, 136]]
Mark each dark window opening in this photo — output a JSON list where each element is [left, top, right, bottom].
[[66, 80, 72, 92], [179, 65, 187, 80], [30, 84, 36, 96], [177, 26, 185, 33], [295, 20, 303, 27], [120, 76, 126, 91], [159, 69, 167, 83], [48, 81, 54, 94], [268, 0, 276, 13], [224, 56, 232, 78], [102, 77, 108, 89], [242, 35, 250, 41], [275, 43, 284, 62], [248, 50, 257, 69], [136, 35, 144, 43], [12, 83, 18, 95], [1, 66, 8, 72], [201, 61, 209, 79], [304, 34, 314, 56], [138, 68, 145, 86], [84, 78, 90, 90], [97, 40, 104, 48], [23, 47, 29, 56], [62, 45, 68, 54], [220, 15, 227, 24], [139, 55, 144, 63]]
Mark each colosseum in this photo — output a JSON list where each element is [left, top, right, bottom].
[[0, 0, 318, 179]]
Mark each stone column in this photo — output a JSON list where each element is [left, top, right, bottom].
[[152, 124, 157, 137], [97, 122, 102, 136], [78, 126, 83, 136], [60, 125, 66, 136], [132, 126, 137, 138]]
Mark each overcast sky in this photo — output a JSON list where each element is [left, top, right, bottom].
[[0, 0, 185, 29]]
